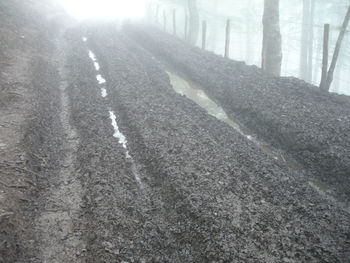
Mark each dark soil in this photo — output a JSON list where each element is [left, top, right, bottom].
[[0, 1, 74, 262], [126, 24, 350, 204], [65, 24, 350, 262], [1, 2, 350, 261]]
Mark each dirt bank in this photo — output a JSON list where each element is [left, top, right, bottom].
[[126, 24, 350, 204]]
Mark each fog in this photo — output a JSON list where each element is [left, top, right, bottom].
[[148, 0, 350, 95], [59, 0, 150, 20]]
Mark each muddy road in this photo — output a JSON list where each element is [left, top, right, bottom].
[[1, 2, 350, 262], [126, 25, 350, 205]]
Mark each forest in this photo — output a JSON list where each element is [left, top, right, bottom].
[[148, 0, 350, 95]]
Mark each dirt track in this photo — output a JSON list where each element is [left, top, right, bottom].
[[1, 2, 350, 262], [126, 24, 350, 204]]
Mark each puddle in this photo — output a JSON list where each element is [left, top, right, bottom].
[[166, 69, 253, 139], [96, 74, 106, 84], [109, 111, 143, 187], [94, 62, 100, 71], [87, 50, 107, 97], [109, 111, 128, 150], [88, 50, 97, 62], [101, 88, 107, 98], [166, 68, 302, 171], [88, 52, 101, 71]]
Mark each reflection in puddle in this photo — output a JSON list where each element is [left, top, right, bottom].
[[101, 88, 107, 98], [167, 71, 247, 135], [96, 74, 106, 84], [109, 111, 128, 149], [166, 69, 301, 171], [88, 50, 97, 62], [87, 49, 107, 96], [88, 51, 101, 71], [94, 61, 100, 71], [109, 111, 143, 187]]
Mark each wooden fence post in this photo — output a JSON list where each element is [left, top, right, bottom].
[[184, 15, 188, 40], [173, 9, 176, 36], [163, 10, 167, 31], [202, 20, 207, 50], [225, 19, 231, 58], [320, 24, 330, 91]]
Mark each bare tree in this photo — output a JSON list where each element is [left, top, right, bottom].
[[324, 5, 350, 91], [187, 0, 199, 45], [262, 0, 282, 76]]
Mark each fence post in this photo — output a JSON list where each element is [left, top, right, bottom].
[[184, 15, 188, 40], [202, 20, 207, 50], [163, 10, 167, 31], [225, 19, 231, 58], [173, 9, 176, 36], [320, 24, 330, 91]]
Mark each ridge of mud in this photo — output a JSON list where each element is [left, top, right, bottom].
[[126, 24, 350, 204]]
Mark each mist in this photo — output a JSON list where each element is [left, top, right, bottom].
[[1, 0, 350, 262], [148, 0, 350, 95]]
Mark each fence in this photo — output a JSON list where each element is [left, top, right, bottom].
[[147, 3, 350, 96]]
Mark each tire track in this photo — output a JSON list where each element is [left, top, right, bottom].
[[35, 38, 85, 262]]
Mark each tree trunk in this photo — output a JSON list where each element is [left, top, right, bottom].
[[188, 0, 199, 45], [325, 5, 350, 91], [300, 0, 310, 80], [319, 24, 330, 91], [262, 0, 282, 76]]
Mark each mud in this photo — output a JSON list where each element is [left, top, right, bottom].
[[126, 24, 350, 204], [81, 25, 350, 262], [1, 2, 350, 261]]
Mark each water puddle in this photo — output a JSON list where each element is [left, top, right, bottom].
[[101, 88, 107, 98], [88, 51, 101, 71], [94, 62, 100, 71], [109, 111, 143, 187], [88, 50, 97, 62], [87, 49, 107, 96], [109, 111, 128, 150], [166, 67, 301, 171], [165, 67, 342, 200], [96, 74, 106, 84]]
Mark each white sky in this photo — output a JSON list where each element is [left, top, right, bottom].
[[59, 0, 150, 20]]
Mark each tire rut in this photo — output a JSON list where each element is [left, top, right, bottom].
[[35, 38, 85, 262]]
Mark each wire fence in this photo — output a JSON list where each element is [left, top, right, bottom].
[[148, 2, 350, 96]]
